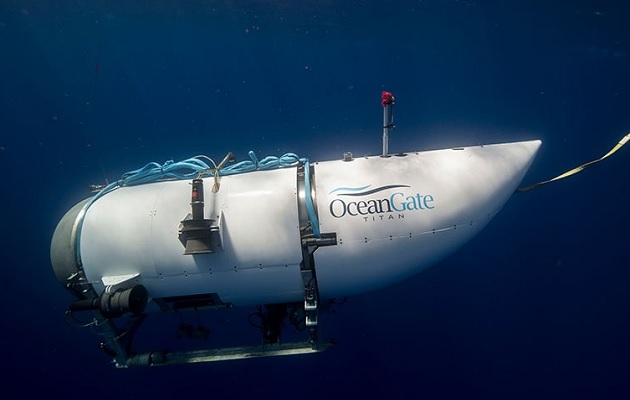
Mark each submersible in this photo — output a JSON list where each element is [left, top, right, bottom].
[[50, 92, 541, 367]]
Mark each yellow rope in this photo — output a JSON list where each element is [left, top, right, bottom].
[[516, 132, 630, 192]]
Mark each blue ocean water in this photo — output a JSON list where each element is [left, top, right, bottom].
[[1, 1, 629, 398]]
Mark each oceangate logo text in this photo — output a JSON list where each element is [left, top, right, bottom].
[[328, 184, 435, 221]]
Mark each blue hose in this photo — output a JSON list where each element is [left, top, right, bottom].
[[89, 152, 305, 203]]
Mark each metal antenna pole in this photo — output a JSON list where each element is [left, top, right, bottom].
[[382, 105, 389, 157], [381, 91, 395, 157]]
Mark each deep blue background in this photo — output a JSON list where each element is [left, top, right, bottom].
[[1, 1, 629, 398]]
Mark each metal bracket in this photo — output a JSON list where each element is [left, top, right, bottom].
[[296, 162, 337, 342]]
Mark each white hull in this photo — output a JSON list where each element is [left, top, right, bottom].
[[54, 140, 541, 307]]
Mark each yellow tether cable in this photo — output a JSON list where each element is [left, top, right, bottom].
[[516, 132, 630, 192]]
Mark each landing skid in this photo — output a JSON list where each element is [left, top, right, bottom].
[[125, 340, 332, 367]]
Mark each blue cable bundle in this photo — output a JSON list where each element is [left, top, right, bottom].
[[87, 156, 214, 207], [87, 151, 307, 209], [121, 157, 212, 183], [221, 151, 302, 175]]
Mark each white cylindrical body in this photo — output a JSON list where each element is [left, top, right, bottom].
[[53, 140, 541, 308]]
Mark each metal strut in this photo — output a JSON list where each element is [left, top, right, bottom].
[[296, 162, 337, 344]]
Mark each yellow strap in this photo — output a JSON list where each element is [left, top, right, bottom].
[[517, 132, 630, 192]]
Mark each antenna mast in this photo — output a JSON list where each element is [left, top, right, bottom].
[[381, 91, 395, 157]]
